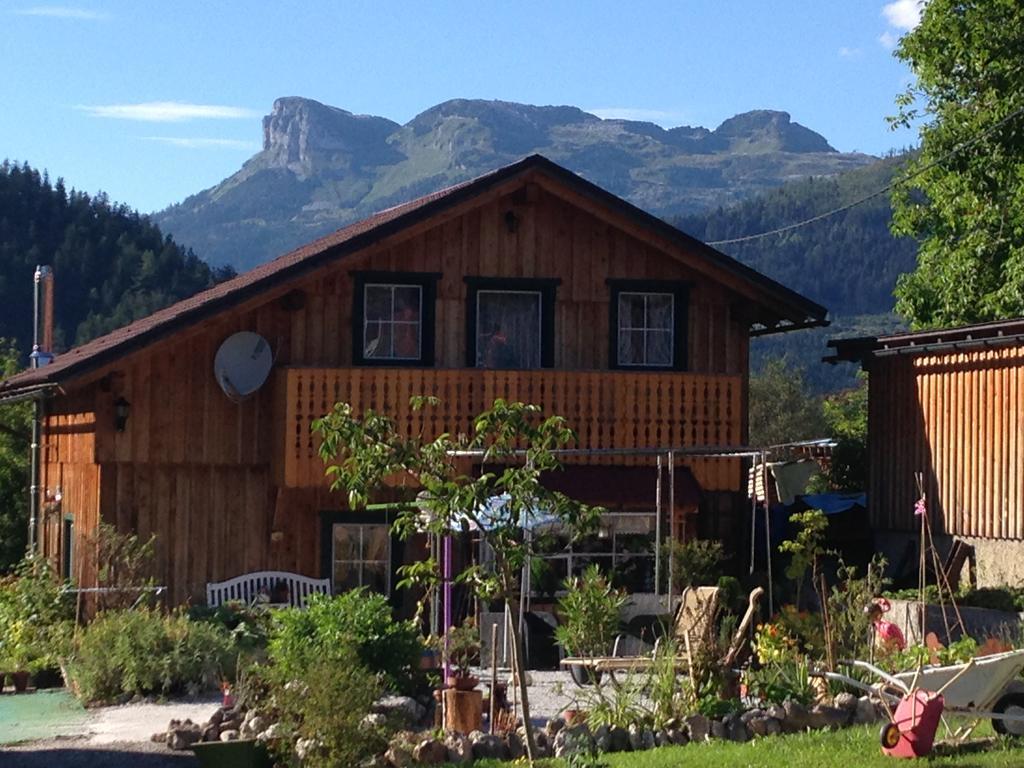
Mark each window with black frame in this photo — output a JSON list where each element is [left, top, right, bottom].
[[466, 278, 557, 369], [352, 272, 438, 366], [608, 280, 688, 371]]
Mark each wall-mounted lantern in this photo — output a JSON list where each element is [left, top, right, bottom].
[[114, 397, 131, 432]]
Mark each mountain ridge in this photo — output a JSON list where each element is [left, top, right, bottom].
[[155, 97, 875, 271]]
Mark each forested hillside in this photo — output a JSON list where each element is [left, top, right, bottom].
[[0, 161, 234, 361], [676, 155, 917, 391]]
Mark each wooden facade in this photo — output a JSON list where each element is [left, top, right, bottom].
[[8, 156, 825, 604], [830, 321, 1024, 540]]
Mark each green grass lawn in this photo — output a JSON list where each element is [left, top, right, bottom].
[[462, 725, 1024, 767]]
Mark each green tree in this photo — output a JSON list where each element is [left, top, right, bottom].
[[821, 377, 868, 492], [889, 0, 1024, 328], [313, 398, 602, 763], [748, 358, 827, 447], [0, 341, 29, 571]]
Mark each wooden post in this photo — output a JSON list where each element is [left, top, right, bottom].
[[444, 688, 483, 734]]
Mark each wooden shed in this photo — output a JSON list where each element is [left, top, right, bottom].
[[828, 319, 1024, 586], [2, 155, 826, 604]]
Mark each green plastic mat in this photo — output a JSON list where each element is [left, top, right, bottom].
[[0, 689, 89, 744]]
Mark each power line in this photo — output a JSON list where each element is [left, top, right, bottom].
[[706, 104, 1024, 247]]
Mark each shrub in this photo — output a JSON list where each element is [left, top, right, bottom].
[[65, 608, 234, 703], [0, 557, 74, 672], [660, 539, 725, 594], [267, 642, 384, 768], [269, 589, 421, 694], [188, 600, 273, 657], [555, 564, 627, 658]]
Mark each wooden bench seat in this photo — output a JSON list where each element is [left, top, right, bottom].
[[206, 570, 330, 608]]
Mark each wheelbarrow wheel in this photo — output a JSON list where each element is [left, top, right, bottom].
[[880, 721, 901, 749], [992, 693, 1024, 737]]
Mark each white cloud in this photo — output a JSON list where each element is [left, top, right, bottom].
[[78, 101, 259, 122], [587, 107, 692, 126], [142, 137, 259, 150], [879, 0, 927, 48], [882, 0, 923, 31], [878, 30, 900, 49], [13, 6, 109, 19], [838, 46, 862, 58]]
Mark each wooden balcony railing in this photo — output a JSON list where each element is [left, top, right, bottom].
[[273, 367, 743, 492]]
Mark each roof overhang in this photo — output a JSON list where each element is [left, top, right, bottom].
[[826, 317, 1024, 364]]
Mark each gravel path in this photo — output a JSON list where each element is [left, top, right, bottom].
[[0, 694, 220, 768]]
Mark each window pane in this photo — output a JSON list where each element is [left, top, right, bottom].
[[646, 330, 673, 366], [364, 286, 392, 321], [333, 526, 358, 561], [392, 322, 420, 359], [646, 295, 673, 330], [364, 322, 392, 359], [618, 330, 645, 366], [394, 286, 421, 317], [477, 292, 541, 369], [333, 561, 359, 592], [363, 562, 389, 594], [362, 525, 389, 561], [619, 294, 646, 328]]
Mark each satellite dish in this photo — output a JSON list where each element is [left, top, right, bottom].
[[214, 332, 273, 400]]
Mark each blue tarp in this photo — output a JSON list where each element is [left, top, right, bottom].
[[793, 492, 867, 515]]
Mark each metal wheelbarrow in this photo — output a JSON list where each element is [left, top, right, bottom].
[[822, 649, 1024, 755]]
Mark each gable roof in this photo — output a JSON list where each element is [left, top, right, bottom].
[[1, 154, 826, 395]]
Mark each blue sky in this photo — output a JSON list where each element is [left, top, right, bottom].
[[0, 1, 923, 214]]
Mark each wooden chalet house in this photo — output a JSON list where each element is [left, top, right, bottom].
[[829, 320, 1024, 588], [1, 155, 825, 605]]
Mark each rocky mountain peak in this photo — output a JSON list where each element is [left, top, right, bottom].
[[261, 97, 400, 173], [714, 110, 835, 153]]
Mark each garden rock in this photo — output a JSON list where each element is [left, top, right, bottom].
[[808, 704, 850, 731], [666, 728, 688, 746], [295, 738, 320, 761], [594, 724, 610, 752], [385, 741, 415, 768], [782, 700, 811, 732], [746, 716, 778, 737], [258, 722, 284, 741], [201, 723, 220, 742], [413, 738, 448, 764], [553, 723, 594, 758], [444, 733, 472, 764], [165, 719, 203, 751], [854, 696, 880, 725], [219, 730, 239, 742], [545, 716, 565, 740], [504, 731, 525, 760], [374, 695, 427, 728], [683, 713, 710, 742], [469, 731, 508, 761], [767, 704, 787, 721], [608, 725, 632, 752], [363, 712, 388, 729], [533, 729, 551, 757], [723, 714, 751, 742], [710, 720, 728, 740], [834, 692, 858, 712]]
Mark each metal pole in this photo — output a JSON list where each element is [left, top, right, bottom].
[[27, 266, 44, 557], [762, 452, 774, 616], [667, 451, 675, 613], [655, 454, 663, 597]]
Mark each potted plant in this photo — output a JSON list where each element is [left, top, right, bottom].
[[555, 564, 627, 685], [6, 619, 37, 692], [444, 618, 480, 690]]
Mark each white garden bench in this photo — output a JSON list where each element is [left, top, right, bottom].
[[206, 571, 330, 608]]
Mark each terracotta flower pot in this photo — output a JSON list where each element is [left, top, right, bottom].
[[446, 674, 479, 691]]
